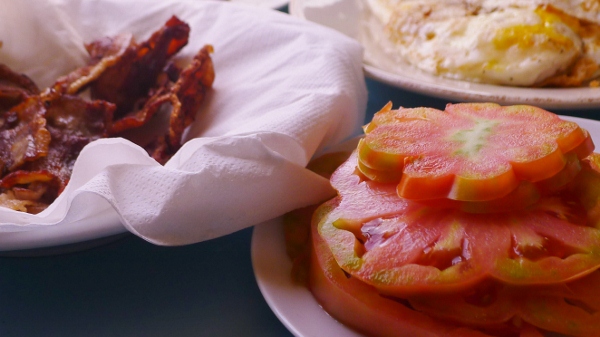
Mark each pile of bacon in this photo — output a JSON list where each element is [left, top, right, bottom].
[[0, 16, 215, 214]]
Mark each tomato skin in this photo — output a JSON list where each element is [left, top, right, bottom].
[[414, 180, 540, 213], [358, 103, 594, 203]]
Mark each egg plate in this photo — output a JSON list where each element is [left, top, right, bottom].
[[290, 0, 600, 110]]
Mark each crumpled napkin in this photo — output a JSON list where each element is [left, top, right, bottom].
[[0, 0, 367, 249]]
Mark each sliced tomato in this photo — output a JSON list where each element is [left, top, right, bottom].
[[568, 153, 600, 226], [411, 180, 541, 213], [319, 151, 600, 296], [406, 280, 523, 329], [309, 201, 498, 337], [358, 103, 594, 202], [407, 271, 600, 336], [357, 151, 583, 213]]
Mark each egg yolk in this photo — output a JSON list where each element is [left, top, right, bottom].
[[493, 7, 577, 50]]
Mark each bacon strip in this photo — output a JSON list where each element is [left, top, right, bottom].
[[0, 63, 39, 112], [0, 94, 114, 212], [111, 45, 215, 163], [0, 96, 51, 174], [49, 33, 134, 96], [24, 95, 114, 187], [90, 16, 191, 119]]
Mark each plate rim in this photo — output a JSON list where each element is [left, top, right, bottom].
[[0, 207, 127, 252]]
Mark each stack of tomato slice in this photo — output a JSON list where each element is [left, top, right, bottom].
[[304, 103, 600, 337]]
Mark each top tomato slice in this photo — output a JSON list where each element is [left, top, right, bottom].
[[359, 102, 594, 201], [320, 151, 600, 296]]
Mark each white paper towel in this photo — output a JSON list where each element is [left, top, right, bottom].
[[0, 0, 367, 248]]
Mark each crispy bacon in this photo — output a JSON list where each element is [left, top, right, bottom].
[[166, 45, 215, 147], [0, 94, 114, 212], [0, 189, 46, 213], [0, 171, 58, 213], [49, 33, 134, 96], [0, 16, 214, 213], [0, 63, 39, 112], [0, 96, 51, 174], [90, 15, 191, 119], [25, 95, 114, 187], [112, 45, 215, 163]]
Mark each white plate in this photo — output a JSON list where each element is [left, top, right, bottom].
[[251, 115, 600, 337], [0, 0, 366, 252], [230, 0, 288, 9], [290, 0, 600, 110], [252, 217, 363, 337], [0, 208, 127, 255]]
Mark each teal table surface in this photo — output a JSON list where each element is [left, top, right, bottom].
[[2, 33, 600, 337]]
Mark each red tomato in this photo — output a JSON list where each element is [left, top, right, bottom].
[[309, 201, 499, 337], [359, 150, 584, 213], [358, 103, 594, 202], [567, 153, 600, 226], [290, 112, 600, 336], [319, 152, 600, 296], [406, 271, 600, 336]]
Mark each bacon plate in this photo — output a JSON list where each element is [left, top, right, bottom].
[[0, 16, 214, 213]]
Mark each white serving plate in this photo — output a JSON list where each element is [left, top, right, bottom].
[[230, 0, 288, 9], [252, 115, 597, 337], [0, 0, 364, 253]]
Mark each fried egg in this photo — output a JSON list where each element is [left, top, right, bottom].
[[366, 0, 600, 86]]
